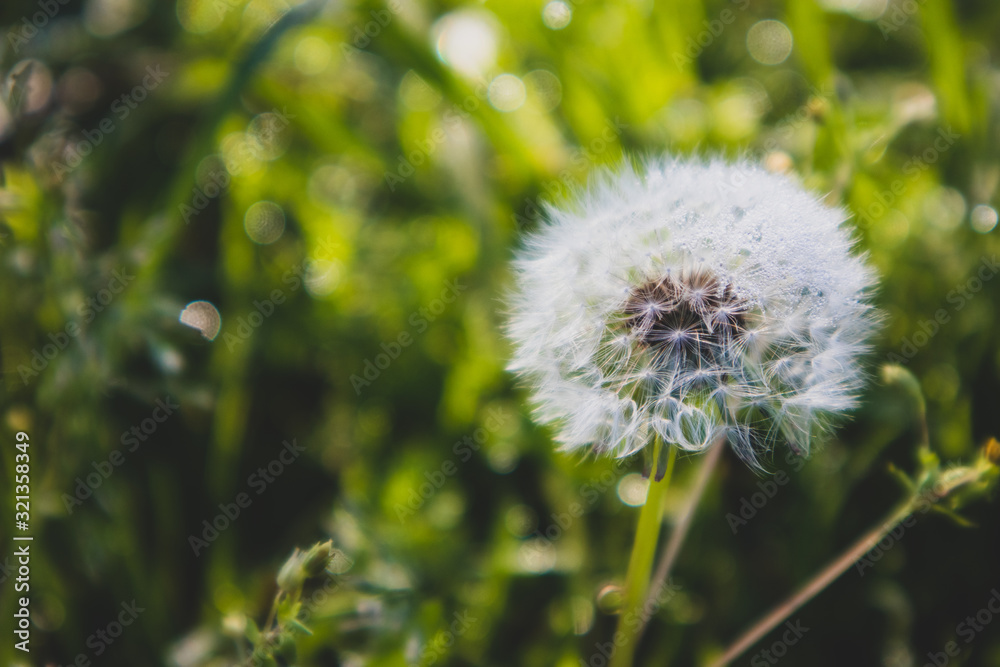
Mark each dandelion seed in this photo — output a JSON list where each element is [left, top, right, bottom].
[[507, 157, 878, 468]]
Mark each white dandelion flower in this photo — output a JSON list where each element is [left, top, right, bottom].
[[507, 156, 878, 469]]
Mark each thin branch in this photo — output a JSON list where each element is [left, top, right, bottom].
[[707, 502, 914, 667]]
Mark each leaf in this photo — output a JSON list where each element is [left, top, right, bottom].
[[287, 618, 314, 636], [930, 504, 976, 528]]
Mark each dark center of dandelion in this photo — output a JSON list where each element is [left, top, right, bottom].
[[621, 270, 747, 364]]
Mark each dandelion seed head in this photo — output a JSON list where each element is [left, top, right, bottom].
[[506, 156, 878, 466]]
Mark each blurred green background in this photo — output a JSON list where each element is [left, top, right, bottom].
[[1, 0, 999, 665]]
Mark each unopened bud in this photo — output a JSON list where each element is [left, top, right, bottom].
[[276, 549, 305, 592], [303, 541, 334, 577]]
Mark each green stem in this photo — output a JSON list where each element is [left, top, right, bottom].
[[611, 439, 677, 667], [637, 438, 724, 641]]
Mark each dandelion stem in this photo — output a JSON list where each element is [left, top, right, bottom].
[[637, 439, 725, 642], [611, 438, 676, 667]]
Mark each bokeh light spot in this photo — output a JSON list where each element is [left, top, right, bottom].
[[248, 112, 292, 161], [488, 74, 526, 112], [970, 204, 998, 233], [819, 0, 888, 21], [293, 36, 332, 75], [244, 201, 286, 244], [242, 0, 288, 36], [712, 89, 763, 141], [924, 186, 966, 231], [504, 504, 537, 537], [873, 210, 911, 248], [180, 301, 221, 340], [304, 259, 340, 297], [221, 132, 263, 176], [524, 70, 562, 111], [427, 490, 464, 529], [596, 584, 624, 614], [518, 538, 556, 573], [0, 101, 11, 143], [4, 60, 54, 116], [433, 11, 499, 78], [617, 473, 649, 506], [57, 68, 103, 115], [177, 0, 226, 33], [85, 0, 151, 37], [764, 150, 793, 174], [661, 98, 708, 144], [542, 1, 572, 30], [486, 443, 519, 473], [571, 596, 595, 635], [747, 20, 793, 65], [399, 70, 442, 111], [308, 162, 365, 206]]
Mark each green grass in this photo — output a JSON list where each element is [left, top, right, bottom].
[[1, 0, 999, 665]]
